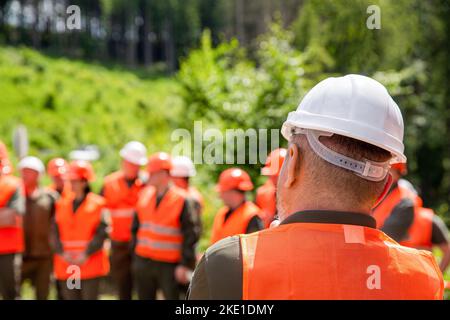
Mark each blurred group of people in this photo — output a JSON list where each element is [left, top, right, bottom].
[[0, 138, 282, 300], [0, 131, 449, 300]]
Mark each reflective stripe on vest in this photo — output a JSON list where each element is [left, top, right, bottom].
[[240, 223, 443, 299], [109, 208, 135, 218], [54, 192, 109, 280], [61, 240, 89, 250], [137, 238, 182, 250], [103, 171, 142, 242], [0, 175, 24, 254], [210, 201, 262, 245], [141, 221, 182, 236], [135, 186, 185, 263]]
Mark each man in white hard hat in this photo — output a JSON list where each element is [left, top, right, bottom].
[[100, 141, 147, 300], [188, 74, 443, 300], [19, 156, 58, 300], [0, 145, 25, 300]]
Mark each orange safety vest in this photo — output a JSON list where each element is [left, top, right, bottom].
[[53, 193, 109, 280], [255, 180, 276, 228], [0, 175, 24, 254], [103, 171, 143, 242], [399, 207, 434, 249], [372, 184, 422, 228], [135, 186, 186, 263], [210, 201, 261, 245], [240, 223, 443, 299]]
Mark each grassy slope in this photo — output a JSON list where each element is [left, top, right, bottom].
[[0, 46, 218, 251], [0, 46, 181, 180]]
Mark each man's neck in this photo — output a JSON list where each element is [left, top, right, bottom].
[[229, 199, 246, 211], [284, 187, 371, 219], [25, 184, 38, 197], [156, 185, 169, 198]]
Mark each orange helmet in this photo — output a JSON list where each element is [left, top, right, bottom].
[[391, 162, 407, 176], [147, 152, 172, 173], [261, 148, 287, 176], [68, 160, 95, 181], [215, 168, 254, 192], [47, 158, 68, 178]]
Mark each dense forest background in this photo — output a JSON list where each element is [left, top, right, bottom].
[[0, 0, 449, 229]]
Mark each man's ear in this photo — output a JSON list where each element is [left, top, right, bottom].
[[284, 143, 299, 188]]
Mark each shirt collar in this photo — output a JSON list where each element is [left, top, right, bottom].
[[280, 210, 376, 229]]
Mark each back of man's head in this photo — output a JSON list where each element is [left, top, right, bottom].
[[278, 74, 405, 218], [290, 133, 391, 211]]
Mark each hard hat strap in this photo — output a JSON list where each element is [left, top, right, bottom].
[[301, 129, 390, 182]]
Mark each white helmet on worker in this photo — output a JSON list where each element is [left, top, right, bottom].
[[170, 156, 196, 177], [119, 141, 148, 166], [18, 156, 45, 174], [281, 74, 406, 182]]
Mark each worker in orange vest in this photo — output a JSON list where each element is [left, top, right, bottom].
[[189, 75, 443, 299], [256, 148, 287, 228], [132, 152, 199, 300], [47, 158, 70, 197], [52, 160, 109, 300], [101, 141, 147, 300], [373, 163, 450, 272], [0, 142, 25, 300], [19, 156, 58, 300], [46, 157, 70, 300], [210, 168, 263, 245]]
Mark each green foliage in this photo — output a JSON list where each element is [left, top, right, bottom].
[[0, 46, 182, 190], [177, 25, 328, 177], [291, 0, 450, 210]]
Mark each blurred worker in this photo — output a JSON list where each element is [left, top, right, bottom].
[[47, 158, 70, 196], [170, 156, 204, 221], [46, 157, 69, 300], [170, 155, 203, 298], [373, 163, 450, 272], [132, 152, 199, 300], [256, 148, 287, 228], [210, 168, 263, 245], [0, 143, 24, 300], [189, 75, 443, 299], [52, 160, 109, 300], [19, 156, 57, 300], [101, 141, 147, 300]]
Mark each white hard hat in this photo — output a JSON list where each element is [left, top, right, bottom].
[[120, 141, 148, 166], [18, 156, 45, 174], [281, 74, 406, 181], [170, 156, 196, 177]]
